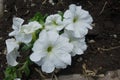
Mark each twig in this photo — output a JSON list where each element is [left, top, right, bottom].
[[98, 46, 120, 51], [99, 1, 108, 15], [42, 0, 47, 4], [35, 68, 46, 79], [87, 1, 93, 6], [52, 72, 58, 80]]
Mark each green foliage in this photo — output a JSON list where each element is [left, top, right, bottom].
[[58, 11, 64, 20], [30, 12, 48, 25], [4, 59, 32, 80], [18, 58, 31, 77], [21, 43, 33, 52], [4, 66, 17, 80]]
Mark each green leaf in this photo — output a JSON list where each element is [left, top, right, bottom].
[[24, 65, 30, 76], [58, 11, 64, 20], [29, 12, 48, 25], [21, 43, 33, 51], [4, 66, 17, 80], [18, 58, 32, 77]]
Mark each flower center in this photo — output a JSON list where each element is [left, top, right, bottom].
[[47, 46, 53, 53], [53, 20, 58, 26], [73, 16, 78, 23]]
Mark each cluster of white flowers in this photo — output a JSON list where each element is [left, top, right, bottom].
[[6, 4, 93, 73]]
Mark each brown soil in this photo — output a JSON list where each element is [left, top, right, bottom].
[[0, 0, 120, 79]]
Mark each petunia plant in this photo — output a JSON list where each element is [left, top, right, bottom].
[[4, 4, 93, 80]]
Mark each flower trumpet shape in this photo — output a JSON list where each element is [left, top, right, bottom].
[[63, 4, 93, 38], [6, 38, 20, 66], [30, 30, 73, 73], [9, 17, 42, 44], [45, 14, 65, 31]]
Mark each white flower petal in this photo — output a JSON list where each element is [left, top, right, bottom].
[[69, 4, 77, 14], [48, 30, 59, 45], [50, 54, 67, 68], [45, 14, 65, 31], [54, 36, 73, 53], [30, 51, 46, 62], [55, 52, 71, 65], [23, 21, 42, 34], [74, 29, 81, 38], [9, 30, 19, 36], [6, 50, 19, 66], [14, 78, 21, 80], [65, 23, 74, 30], [63, 10, 73, 19], [62, 30, 87, 56], [73, 22, 89, 38], [42, 60, 55, 73], [6, 38, 19, 66], [15, 33, 32, 44], [6, 38, 19, 53], [72, 39, 87, 56], [38, 30, 48, 41], [12, 17, 24, 30]]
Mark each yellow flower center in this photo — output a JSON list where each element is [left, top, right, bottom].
[[47, 46, 52, 53], [53, 20, 58, 26], [73, 16, 78, 23]]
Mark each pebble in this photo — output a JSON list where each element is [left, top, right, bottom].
[[113, 34, 117, 38], [89, 39, 95, 43], [49, 0, 55, 5], [98, 70, 120, 80], [31, 3, 36, 7], [77, 57, 83, 62]]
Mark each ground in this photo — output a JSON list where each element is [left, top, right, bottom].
[[0, 0, 120, 79]]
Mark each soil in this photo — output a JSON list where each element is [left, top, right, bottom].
[[0, 0, 120, 79]]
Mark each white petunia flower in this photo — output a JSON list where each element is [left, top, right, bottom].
[[9, 17, 42, 44], [9, 17, 24, 36], [45, 14, 65, 31], [30, 30, 73, 73], [6, 38, 20, 66], [63, 4, 93, 38], [62, 30, 87, 56], [22, 21, 42, 34]]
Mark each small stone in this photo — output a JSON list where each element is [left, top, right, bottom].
[[116, 70, 120, 79], [98, 70, 120, 80], [77, 57, 83, 62], [89, 39, 95, 43], [49, 0, 55, 5], [4, 10, 8, 12], [0, 37, 2, 40], [31, 3, 36, 7], [113, 34, 117, 38]]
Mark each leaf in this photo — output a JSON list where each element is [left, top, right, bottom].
[[58, 11, 64, 20], [29, 12, 48, 25], [21, 43, 33, 51], [24, 65, 30, 77], [4, 66, 17, 80]]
